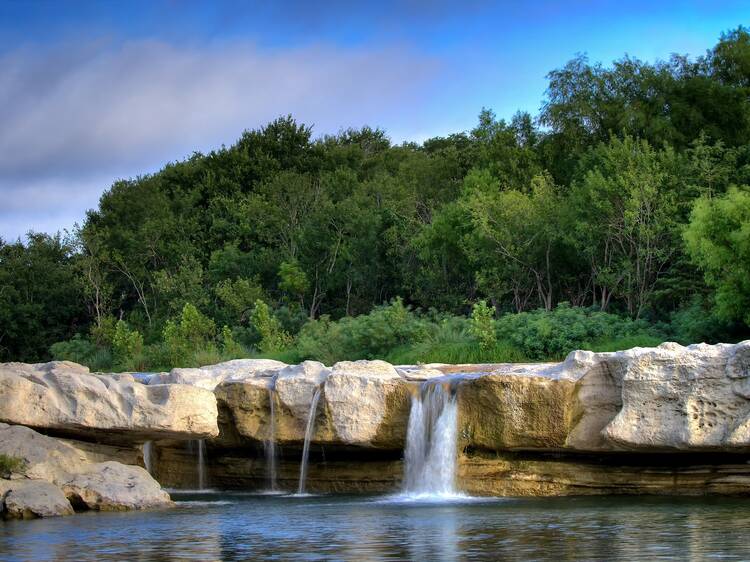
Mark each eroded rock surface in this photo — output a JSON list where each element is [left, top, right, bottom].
[[0, 479, 74, 519], [0, 361, 219, 442], [0, 423, 172, 511]]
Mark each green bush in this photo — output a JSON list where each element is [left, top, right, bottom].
[[250, 300, 292, 353], [50, 336, 113, 371], [112, 320, 144, 368], [0, 454, 26, 477], [295, 298, 430, 364], [495, 303, 662, 360], [163, 303, 216, 366], [470, 300, 496, 351]]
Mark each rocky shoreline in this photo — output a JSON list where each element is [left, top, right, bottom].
[[1, 340, 749, 519]]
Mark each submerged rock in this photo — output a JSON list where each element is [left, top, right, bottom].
[[0, 361, 219, 442]]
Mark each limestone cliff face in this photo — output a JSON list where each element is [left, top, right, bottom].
[[2, 340, 750, 499]]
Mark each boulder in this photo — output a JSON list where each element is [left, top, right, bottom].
[[62, 462, 171, 511], [0, 361, 219, 442], [323, 360, 410, 448], [149, 359, 287, 390], [1, 479, 74, 519], [274, 361, 330, 420], [0, 423, 172, 511]]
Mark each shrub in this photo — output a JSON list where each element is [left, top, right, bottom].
[[0, 454, 25, 477], [50, 335, 113, 372], [295, 298, 430, 364], [163, 303, 216, 367], [250, 300, 292, 353], [112, 320, 144, 367], [470, 300, 496, 351], [495, 303, 661, 360]]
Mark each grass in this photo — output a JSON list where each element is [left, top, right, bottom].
[[0, 454, 26, 477]]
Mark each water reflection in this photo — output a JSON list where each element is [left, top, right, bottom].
[[2, 493, 750, 561]]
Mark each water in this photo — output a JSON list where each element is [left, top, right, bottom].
[[403, 380, 459, 498], [297, 386, 322, 495], [264, 386, 278, 491], [197, 439, 207, 490], [142, 441, 153, 475], [3, 493, 750, 561]]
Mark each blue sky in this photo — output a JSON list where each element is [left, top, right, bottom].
[[0, 0, 748, 240]]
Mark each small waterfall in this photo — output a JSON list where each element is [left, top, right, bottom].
[[197, 439, 207, 490], [297, 386, 323, 495], [143, 441, 153, 475], [402, 381, 459, 497], [264, 385, 278, 491]]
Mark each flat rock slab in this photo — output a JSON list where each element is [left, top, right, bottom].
[[0, 361, 219, 443]]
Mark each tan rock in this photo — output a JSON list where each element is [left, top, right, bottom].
[[0, 361, 219, 442], [323, 361, 410, 448], [1, 479, 74, 519], [62, 462, 172, 511], [0, 423, 172, 511], [605, 341, 750, 451], [149, 358, 286, 390]]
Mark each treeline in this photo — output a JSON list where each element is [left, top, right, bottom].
[[2, 27, 750, 369]]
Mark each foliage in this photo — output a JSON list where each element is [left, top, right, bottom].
[[163, 303, 216, 367], [470, 300, 496, 351], [4, 28, 750, 366], [684, 186, 750, 325], [250, 300, 292, 353], [495, 303, 661, 360], [0, 454, 26, 478]]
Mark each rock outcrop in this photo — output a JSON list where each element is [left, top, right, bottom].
[[0, 361, 219, 442], [3, 340, 750, 500], [0, 423, 172, 512], [149, 358, 287, 390], [0, 479, 75, 519]]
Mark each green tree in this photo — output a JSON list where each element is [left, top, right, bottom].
[[684, 186, 750, 325]]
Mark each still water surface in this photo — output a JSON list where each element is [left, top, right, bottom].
[[2, 491, 750, 561]]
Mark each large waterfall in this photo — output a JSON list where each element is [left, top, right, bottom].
[[264, 384, 278, 491], [297, 386, 323, 495], [402, 380, 459, 497]]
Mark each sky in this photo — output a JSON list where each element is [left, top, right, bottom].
[[0, 1, 748, 241]]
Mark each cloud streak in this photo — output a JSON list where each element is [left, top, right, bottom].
[[0, 39, 439, 240]]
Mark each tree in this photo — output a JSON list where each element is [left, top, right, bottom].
[[462, 169, 566, 311], [0, 234, 85, 361], [569, 136, 678, 318], [684, 186, 750, 325]]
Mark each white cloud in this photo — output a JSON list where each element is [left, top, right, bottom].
[[0, 39, 440, 240]]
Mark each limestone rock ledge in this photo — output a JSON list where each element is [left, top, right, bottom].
[[0, 361, 219, 443]]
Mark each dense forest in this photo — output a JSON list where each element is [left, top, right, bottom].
[[2, 28, 750, 370]]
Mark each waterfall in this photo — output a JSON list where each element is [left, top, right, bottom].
[[297, 386, 323, 495], [143, 441, 153, 475], [197, 439, 207, 490], [402, 381, 459, 497], [264, 385, 278, 491]]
